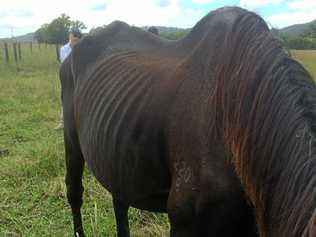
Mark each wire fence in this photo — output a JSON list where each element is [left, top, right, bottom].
[[1, 42, 61, 64]]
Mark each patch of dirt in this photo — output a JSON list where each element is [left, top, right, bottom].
[[0, 148, 9, 157]]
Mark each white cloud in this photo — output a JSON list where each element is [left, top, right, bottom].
[[239, 0, 285, 10], [89, 0, 181, 27], [168, 8, 206, 28], [238, 0, 316, 28], [192, 0, 213, 4], [0, 0, 207, 37], [266, 0, 316, 28], [288, 0, 316, 11], [1, 0, 315, 37], [267, 9, 316, 28], [0, 0, 107, 30]]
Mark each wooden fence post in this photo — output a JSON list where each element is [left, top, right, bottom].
[[4, 42, 9, 63], [56, 44, 60, 62], [30, 42, 32, 54], [13, 43, 18, 63], [18, 43, 22, 60]]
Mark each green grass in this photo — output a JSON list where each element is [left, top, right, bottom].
[[291, 50, 316, 79], [0, 44, 315, 236], [0, 44, 169, 237]]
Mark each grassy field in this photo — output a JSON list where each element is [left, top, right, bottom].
[[291, 50, 316, 79], [0, 45, 315, 237]]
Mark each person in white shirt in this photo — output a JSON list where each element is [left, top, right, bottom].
[[55, 29, 82, 130], [60, 29, 82, 63], [60, 43, 71, 63]]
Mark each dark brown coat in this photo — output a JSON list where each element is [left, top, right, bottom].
[[60, 6, 316, 237]]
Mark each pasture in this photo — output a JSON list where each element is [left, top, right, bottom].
[[291, 50, 316, 79], [0, 44, 315, 236]]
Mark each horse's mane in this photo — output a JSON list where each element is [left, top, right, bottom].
[[213, 10, 316, 236]]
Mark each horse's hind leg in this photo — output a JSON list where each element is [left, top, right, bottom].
[[64, 137, 85, 237], [113, 197, 130, 237]]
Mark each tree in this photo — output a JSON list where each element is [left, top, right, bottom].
[[34, 14, 87, 44], [71, 20, 87, 31], [281, 35, 316, 50], [34, 24, 49, 43], [302, 21, 316, 38], [161, 29, 190, 40], [46, 14, 72, 44]]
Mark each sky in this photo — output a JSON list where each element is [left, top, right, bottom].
[[0, 0, 315, 38]]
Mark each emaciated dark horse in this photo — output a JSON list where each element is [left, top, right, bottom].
[[60, 7, 316, 237]]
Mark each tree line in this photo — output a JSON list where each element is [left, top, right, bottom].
[[161, 23, 316, 50], [157, 23, 316, 50], [272, 22, 316, 50], [34, 14, 86, 44], [33, 14, 316, 50]]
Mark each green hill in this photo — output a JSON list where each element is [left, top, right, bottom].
[[277, 20, 316, 38], [1, 32, 34, 42]]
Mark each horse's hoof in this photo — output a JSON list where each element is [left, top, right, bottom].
[[75, 231, 85, 237]]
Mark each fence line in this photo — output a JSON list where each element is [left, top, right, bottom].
[[3, 42, 9, 63], [55, 44, 60, 62], [13, 43, 18, 63], [1, 42, 61, 64], [18, 43, 22, 60]]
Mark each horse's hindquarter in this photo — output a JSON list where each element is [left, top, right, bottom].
[[74, 52, 180, 210]]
